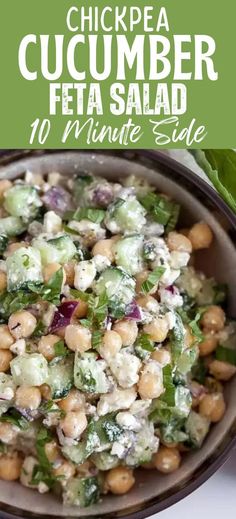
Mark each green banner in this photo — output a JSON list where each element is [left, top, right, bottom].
[[0, 0, 235, 148]]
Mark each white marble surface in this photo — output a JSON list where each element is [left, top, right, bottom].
[[151, 449, 236, 518], [151, 149, 236, 518]]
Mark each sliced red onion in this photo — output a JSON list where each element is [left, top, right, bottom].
[[42, 186, 73, 216], [166, 285, 175, 294], [49, 301, 79, 333], [92, 185, 114, 208], [125, 301, 142, 321]]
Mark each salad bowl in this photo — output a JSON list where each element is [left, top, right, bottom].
[[0, 149, 235, 519]]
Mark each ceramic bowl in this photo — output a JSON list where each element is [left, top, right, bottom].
[[0, 150, 235, 519]]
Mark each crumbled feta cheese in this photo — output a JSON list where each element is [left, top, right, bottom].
[[38, 482, 49, 494], [68, 219, 106, 246], [28, 220, 44, 237], [10, 339, 26, 356], [130, 399, 152, 417], [97, 387, 137, 416], [142, 221, 164, 237], [165, 311, 176, 329], [92, 254, 111, 272], [116, 412, 141, 432], [170, 251, 190, 269], [159, 265, 180, 287], [159, 286, 183, 308], [20, 456, 38, 487], [74, 260, 96, 291], [111, 431, 134, 458], [0, 387, 14, 401], [43, 303, 57, 327], [43, 211, 62, 234], [108, 352, 141, 388]]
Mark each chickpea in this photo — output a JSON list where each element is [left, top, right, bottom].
[[8, 310, 37, 339], [0, 179, 12, 198], [113, 320, 138, 346], [65, 324, 91, 353], [38, 334, 61, 361], [154, 447, 181, 474], [151, 348, 171, 366], [167, 232, 192, 253], [72, 299, 88, 319], [58, 389, 85, 413], [199, 392, 226, 422], [0, 422, 19, 444], [0, 349, 13, 372], [135, 270, 150, 294], [0, 271, 7, 293], [39, 384, 52, 400], [200, 306, 225, 332], [0, 324, 14, 349], [45, 441, 61, 464], [188, 222, 213, 250], [15, 386, 41, 410], [136, 295, 159, 312], [199, 333, 218, 356], [138, 361, 163, 400], [63, 262, 75, 286], [105, 467, 135, 495], [143, 316, 169, 343], [60, 410, 87, 439], [92, 239, 115, 262], [53, 460, 76, 481], [209, 359, 236, 381], [100, 330, 122, 359], [43, 263, 65, 284], [0, 452, 22, 481]]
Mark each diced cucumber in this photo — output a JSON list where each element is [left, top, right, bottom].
[[176, 346, 199, 375], [95, 267, 135, 310], [185, 410, 210, 448], [125, 421, 158, 466], [91, 451, 119, 470], [10, 354, 49, 386], [174, 386, 192, 418], [63, 476, 100, 507], [63, 413, 123, 465], [32, 234, 76, 265], [113, 235, 144, 275], [6, 247, 43, 291], [0, 374, 15, 416], [74, 352, 110, 394], [62, 441, 89, 465], [0, 216, 26, 237], [4, 185, 42, 221], [47, 355, 74, 399], [105, 195, 146, 234]]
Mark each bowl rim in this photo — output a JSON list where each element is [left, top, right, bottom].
[[0, 149, 235, 519]]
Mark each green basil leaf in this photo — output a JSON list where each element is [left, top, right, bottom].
[[139, 192, 180, 230], [160, 365, 176, 407], [54, 340, 69, 358], [190, 150, 236, 213], [135, 333, 155, 352], [0, 235, 8, 255], [0, 409, 29, 430], [73, 208, 105, 224], [141, 267, 165, 294]]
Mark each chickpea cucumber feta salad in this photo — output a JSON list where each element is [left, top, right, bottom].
[[0, 171, 234, 508]]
